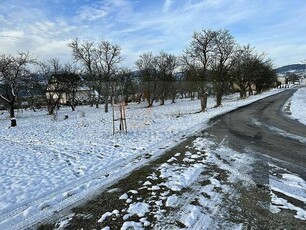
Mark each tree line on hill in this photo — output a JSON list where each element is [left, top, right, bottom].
[[0, 29, 277, 127]]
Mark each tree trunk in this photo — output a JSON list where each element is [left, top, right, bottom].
[[216, 93, 222, 107], [148, 96, 154, 107], [200, 94, 207, 112], [171, 93, 176, 103], [124, 95, 129, 105], [104, 82, 110, 113], [145, 91, 151, 107], [70, 104, 75, 112], [199, 82, 208, 112], [239, 88, 247, 99], [11, 117, 17, 127], [104, 97, 109, 113], [10, 102, 17, 127], [190, 92, 194, 100], [104, 88, 109, 112], [48, 104, 55, 115], [248, 84, 253, 96], [160, 96, 165, 106], [48, 98, 60, 115], [239, 91, 243, 99], [9, 102, 15, 118]]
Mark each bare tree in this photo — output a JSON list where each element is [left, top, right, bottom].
[[179, 66, 199, 100], [210, 29, 236, 107], [135, 52, 159, 107], [69, 39, 123, 112], [21, 72, 44, 112], [170, 72, 184, 103], [231, 45, 258, 98], [253, 58, 277, 94], [116, 68, 135, 105], [155, 52, 178, 105], [231, 45, 276, 98], [62, 63, 81, 111], [182, 29, 216, 112], [0, 52, 34, 126], [38, 59, 62, 115]]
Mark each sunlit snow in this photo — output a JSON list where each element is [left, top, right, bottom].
[[0, 87, 303, 228]]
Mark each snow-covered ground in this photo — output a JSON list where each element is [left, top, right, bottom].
[[0, 87, 304, 229], [287, 87, 306, 125]]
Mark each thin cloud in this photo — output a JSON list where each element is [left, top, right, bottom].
[[163, 0, 174, 13], [76, 5, 109, 22]]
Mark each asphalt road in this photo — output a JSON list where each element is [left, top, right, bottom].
[[202, 88, 306, 228], [207, 88, 306, 180]]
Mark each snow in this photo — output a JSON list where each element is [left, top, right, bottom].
[[149, 185, 160, 191], [119, 193, 128, 200], [54, 214, 74, 229], [269, 164, 306, 220], [143, 181, 152, 186], [98, 210, 119, 222], [127, 202, 150, 217], [183, 205, 202, 228], [160, 163, 203, 191], [271, 174, 306, 204], [97, 212, 112, 223], [152, 132, 254, 228], [270, 192, 306, 220], [165, 195, 178, 207], [121, 221, 143, 230], [128, 190, 138, 194], [287, 87, 306, 125], [94, 106, 302, 229], [0, 88, 291, 228]]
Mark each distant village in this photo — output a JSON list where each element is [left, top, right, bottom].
[[276, 64, 306, 86]]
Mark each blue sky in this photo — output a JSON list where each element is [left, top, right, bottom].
[[0, 0, 306, 68]]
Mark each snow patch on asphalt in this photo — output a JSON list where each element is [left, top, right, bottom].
[[252, 118, 306, 144], [269, 164, 306, 220]]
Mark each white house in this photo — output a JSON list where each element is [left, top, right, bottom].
[[46, 85, 98, 105]]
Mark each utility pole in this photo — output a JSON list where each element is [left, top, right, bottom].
[[301, 59, 306, 85]]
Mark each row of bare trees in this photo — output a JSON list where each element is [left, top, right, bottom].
[[133, 29, 276, 111], [135, 52, 179, 107], [0, 28, 277, 126], [181, 29, 276, 111], [69, 39, 122, 113]]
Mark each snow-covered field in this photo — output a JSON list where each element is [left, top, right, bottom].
[[0, 87, 304, 229]]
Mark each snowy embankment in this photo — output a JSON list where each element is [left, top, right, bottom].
[[288, 87, 306, 125], [0, 88, 287, 229]]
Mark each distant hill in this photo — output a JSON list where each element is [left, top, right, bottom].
[[276, 64, 305, 74]]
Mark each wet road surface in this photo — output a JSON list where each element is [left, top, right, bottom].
[[207, 89, 306, 179]]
